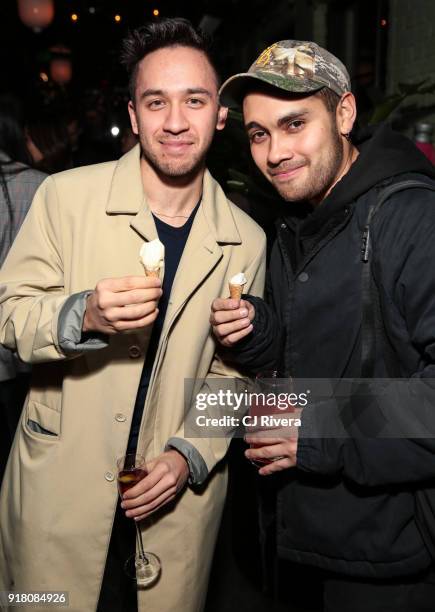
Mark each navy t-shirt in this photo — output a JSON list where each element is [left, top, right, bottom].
[[127, 203, 200, 452]]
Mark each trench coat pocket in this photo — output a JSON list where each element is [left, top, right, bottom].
[[24, 400, 61, 440]]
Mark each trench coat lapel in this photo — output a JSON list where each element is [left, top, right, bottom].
[[106, 143, 158, 242], [106, 145, 242, 324]]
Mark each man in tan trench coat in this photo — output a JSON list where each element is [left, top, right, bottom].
[[0, 19, 266, 612]]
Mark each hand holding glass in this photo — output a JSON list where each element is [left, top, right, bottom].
[[248, 371, 294, 467], [117, 453, 161, 586]]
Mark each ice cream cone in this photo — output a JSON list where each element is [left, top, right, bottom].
[[144, 268, 160, 279], [229, 283, 244, 300], [140, 239, 164, 280]]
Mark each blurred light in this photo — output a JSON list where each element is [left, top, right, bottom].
[[50, 58, 72, 85], [380, 18, 387, 27], [39, 71, 49, 82], [89, 7, 96, 14], [114, 14, 121, 22], [153, 9, 159, 17], [71, 13, 78, 22], [18, 0, 54, 32], [111, 126, 120, 137]]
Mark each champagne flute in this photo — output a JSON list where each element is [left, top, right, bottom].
[[248, 370, 294, 467], [116, 453, 161, 586]]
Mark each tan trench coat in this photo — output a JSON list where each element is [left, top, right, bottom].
[[0, 145, 266, 612]]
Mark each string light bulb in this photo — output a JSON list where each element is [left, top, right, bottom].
[[71, 13, 78, 22], [153, 9, 159, 17], [114, 14, 121, 23]]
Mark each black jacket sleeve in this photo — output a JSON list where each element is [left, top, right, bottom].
[[219, 293, 281, 373], [297, 185, 435, 487]]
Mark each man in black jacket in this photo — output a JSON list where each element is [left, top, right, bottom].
[[211, 40, 435, 611]]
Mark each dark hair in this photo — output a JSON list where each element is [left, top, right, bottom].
[[121, 17, 219, 101], [314, 87, 341, 114], [26, 116, 72, 174]]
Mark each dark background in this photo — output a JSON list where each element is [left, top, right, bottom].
[[1, 1, 386, 91], [0, 0, 388, 130]]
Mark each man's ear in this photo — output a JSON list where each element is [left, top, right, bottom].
[[216, 105, 228, 131], [337, 92, 357, 137], [128, 100, 139, 135]]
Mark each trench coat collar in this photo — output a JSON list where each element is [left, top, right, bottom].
[[106, 143, 242, 245]]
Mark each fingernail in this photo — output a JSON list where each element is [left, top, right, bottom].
[[120, 502, 126, 509], [240, 309, 248, 317]]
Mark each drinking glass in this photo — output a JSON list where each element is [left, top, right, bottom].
[[248, 370, 294, 467], [116, 453, 161, 586]]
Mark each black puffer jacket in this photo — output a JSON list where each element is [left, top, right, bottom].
[[227, 124, 435, 578]]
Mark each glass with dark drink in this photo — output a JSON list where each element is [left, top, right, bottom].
[[118, 467, 148, 494], [248, 371, 294, 467], [116, 453, 161, 586]]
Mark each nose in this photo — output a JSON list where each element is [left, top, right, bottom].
[[163, 103, 189, 134], [267, 133, 293, 166]]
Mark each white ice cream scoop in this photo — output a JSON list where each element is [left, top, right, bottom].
[[140, 239, 165, 278]]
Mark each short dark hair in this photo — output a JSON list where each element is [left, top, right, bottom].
[[314, 87, 341, 114], [121, 18, 220, 101]]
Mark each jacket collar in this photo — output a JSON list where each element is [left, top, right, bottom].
[[106, 144, 145, 214], [106, 143, 242, 245]]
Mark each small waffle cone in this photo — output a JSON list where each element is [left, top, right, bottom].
[[229, 283, 244, 300], [144, 267, 160, 279]]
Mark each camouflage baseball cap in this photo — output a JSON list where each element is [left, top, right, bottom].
[[219, 40, 351, 106]]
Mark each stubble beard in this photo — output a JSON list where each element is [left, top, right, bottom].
[[141, 146, 204, 178], [140, 132, 214, 181], [274, 127, 344, 203]]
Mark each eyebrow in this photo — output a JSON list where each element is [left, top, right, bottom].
[[244, 121, 264, 131], [245, 109, 310, 131], [186, 88, 213, 97], [277, 109, 309, 127], [139, 87, 213, 100]]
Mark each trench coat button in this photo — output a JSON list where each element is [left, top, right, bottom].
[[280, 223, 287, 229], [115, 413, 126, 422], [129, 345, 142, 358], [298, 272, 309, 283], [105, 471, 115, 482]]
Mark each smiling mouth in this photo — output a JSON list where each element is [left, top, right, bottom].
[[269, 165, 306, 180], [159, 141, 194, 156], [160, 140, 193, 146]]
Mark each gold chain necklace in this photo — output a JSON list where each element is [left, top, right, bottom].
[[152, 210, 191, 219]]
